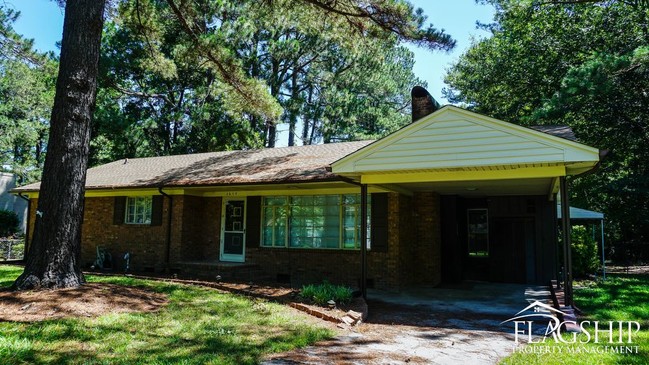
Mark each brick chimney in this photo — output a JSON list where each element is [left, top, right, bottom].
[[411, 86, 441, 122]]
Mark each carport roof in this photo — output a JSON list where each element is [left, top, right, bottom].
[[557, 205, 604, 220], [332, 106, 601, 185]]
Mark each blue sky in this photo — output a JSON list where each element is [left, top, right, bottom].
[[8, 0, 494, 104]]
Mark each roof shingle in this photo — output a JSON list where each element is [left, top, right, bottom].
[[14, 141, 374, 192]]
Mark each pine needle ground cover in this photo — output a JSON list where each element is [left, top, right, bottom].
[[0, 265, 333, 365]]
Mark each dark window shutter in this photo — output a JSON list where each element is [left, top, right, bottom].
[[151, 195, 164, 226], [113, 196, 126, 225], [370, 193, 389, 252], [246, 196, 261, 248]]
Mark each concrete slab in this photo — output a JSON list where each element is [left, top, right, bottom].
[[368, 281, 550, 317], [264, 282, 553, 365]]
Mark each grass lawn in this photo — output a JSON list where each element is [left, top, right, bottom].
[[0, 265, 333, 365], [501, 274, 649, 365]]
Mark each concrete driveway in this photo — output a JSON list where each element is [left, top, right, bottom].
[[264, 282, 550, 365]]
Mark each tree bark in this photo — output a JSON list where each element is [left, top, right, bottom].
[[13, 0, 106, 290]]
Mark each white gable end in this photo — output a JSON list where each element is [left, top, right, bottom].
[[333, 106, 600, 174]]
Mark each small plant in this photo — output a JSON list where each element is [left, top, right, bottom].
[[0, 210, 19, 238], [301, 281, 353, 306], [571, 225, 600, 278]]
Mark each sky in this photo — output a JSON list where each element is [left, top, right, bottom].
[[6, 0, 495, 145]]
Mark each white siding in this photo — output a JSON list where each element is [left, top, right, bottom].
[[333, 107, 600, 174]]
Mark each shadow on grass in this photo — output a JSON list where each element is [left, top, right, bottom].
[[0, 266, 333, 365], [576, 274, 649, 326]]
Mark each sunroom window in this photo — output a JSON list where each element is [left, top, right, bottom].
[[261, 194, 369, 249]]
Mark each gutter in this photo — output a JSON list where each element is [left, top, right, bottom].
[[158, 187, 173, 272], [573, 149, 609, 178]]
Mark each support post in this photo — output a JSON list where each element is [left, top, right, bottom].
[[601, 220, 606, 281], [559, 177, 573, 306], [360, 184, 368, 300]]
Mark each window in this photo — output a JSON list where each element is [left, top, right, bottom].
[[261, 194, 370, 249], [262, 197, 288, 247], [125, 196, 153, 224], [467, 209, 489, 257]]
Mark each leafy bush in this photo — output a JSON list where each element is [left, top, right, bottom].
[[0, 210, 19, 238], [300, 281, 353, 306], [571, 225, 600, 278]]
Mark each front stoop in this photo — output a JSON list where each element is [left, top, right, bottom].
[[549, 280, 581, 333]]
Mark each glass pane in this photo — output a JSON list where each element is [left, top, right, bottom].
[[262, 227, 273, 247], [263, 207, 274, 224], [276, 220, 286, 247], [325, 195, 340, 205], [265, 196, 287, 206], [468, 209, 489, 257], [343, 194, 360, 204]]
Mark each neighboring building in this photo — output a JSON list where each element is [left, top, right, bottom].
[[13, 89, 601, 291], [0, 172, 28, 233]]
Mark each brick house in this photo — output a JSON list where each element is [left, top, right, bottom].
[[14, 89, 601, 291]]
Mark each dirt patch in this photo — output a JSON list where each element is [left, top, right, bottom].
[[0, 283, 168, 322]]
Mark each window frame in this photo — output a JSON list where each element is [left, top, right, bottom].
[[260, 194, 370, 250], [124, 196, 153, 225], [467, 208, 489, 257]]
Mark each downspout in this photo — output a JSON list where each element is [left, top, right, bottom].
[[17, 193, 30, 259], [601, 220, 606, 281], [360, 184, 368, 300], [158, 187, 173, 272]]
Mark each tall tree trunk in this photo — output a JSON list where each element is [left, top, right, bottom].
[[266, 58, 281, 148], [288, 71, 299, 146], [302, 85, 313, 144], [13, 0, 106, 290]]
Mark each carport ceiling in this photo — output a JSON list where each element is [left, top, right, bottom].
[[393, 178, 554, 197]]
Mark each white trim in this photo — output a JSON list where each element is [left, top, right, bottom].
[[220, 197, 247, 263]]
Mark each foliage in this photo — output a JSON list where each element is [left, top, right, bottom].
[[571, 225, 600, 278], [0, 265, 333, 364], [90, 0, 441, 163], [502, 274, 649, 365], [0, 7, 57, 184], [444, 0, 649, 254], [0, 210, 19, 238], [301, 281, 353, 306]]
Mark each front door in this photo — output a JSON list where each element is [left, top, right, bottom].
[[220, 199, 246, 262]]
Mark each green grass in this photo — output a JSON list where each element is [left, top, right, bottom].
[[300, 281, 353, 306], [501, 274, 649, 365], [0, 265, 333, 365]]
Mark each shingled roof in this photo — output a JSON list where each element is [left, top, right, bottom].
[[13, 120, 580, 193], [530, 125, 577, 142], [14, 141, 374, 192]]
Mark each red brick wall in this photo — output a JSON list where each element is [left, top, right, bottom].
[[404, 192, 441, 286], [178, 196, 221, 261], [80, 197, 171, 271], [25, 191, 442, 291]]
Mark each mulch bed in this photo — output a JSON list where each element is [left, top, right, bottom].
[[87, 271, 368, 325], [0, 283, 168, 322]]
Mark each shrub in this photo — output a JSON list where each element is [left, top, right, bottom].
[[0, 210, 19, 238], [300, 281, 353, 306], [571, 225, 600, 278]]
